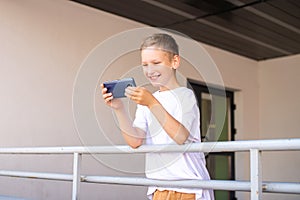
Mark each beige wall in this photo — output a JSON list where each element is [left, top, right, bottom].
[[258, 55, 300, 200], [0, 0, 298, 200], [0, 1, 146, 199], [258, 54, 300, 139]]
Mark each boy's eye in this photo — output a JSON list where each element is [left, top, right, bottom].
[[141, 61, 162, 67]]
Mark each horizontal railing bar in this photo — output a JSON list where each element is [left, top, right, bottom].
[[83, 176, 250, 191], [0, 170, 72, 182], [0, 138, 299, 154], [0, 171, 299, 194], [263, 182, 300, 194]]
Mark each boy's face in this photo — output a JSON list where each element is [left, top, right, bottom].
[[141, 47, 179, 89]]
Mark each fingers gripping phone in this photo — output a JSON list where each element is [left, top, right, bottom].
[[103, 78, 136, 98]]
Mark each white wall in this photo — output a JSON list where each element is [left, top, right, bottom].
[[0, 0, 298, 200]]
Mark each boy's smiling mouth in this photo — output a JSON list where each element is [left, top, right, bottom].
[[148, 74, 161, 80]]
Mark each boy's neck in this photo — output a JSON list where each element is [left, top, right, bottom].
[[159, 80, 180, 92]]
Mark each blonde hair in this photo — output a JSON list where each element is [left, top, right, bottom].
[[140, 33, 179, 60]]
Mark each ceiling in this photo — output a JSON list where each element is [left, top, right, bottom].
[[72, 0, 300, 61]]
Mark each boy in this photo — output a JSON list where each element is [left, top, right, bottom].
[[102, 33, 214, 200]]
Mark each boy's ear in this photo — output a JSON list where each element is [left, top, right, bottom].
[[172, 55, 180, 69]]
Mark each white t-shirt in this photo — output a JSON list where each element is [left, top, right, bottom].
[[133, 87, 214, 200]]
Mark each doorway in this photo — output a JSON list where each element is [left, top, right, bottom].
[[188, 79, 236, 200]]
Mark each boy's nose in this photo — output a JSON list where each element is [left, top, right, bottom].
[[143, 65, 154, 74]]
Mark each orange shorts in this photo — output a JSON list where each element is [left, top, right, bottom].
[[153, 190, 195, 200]]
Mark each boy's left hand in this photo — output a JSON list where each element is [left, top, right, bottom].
[[125, 87, 159, 108]]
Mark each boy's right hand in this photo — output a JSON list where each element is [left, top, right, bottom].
[[101, 84, 123, 109]]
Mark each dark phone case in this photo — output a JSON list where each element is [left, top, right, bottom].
[[103, 78, 136, 98]]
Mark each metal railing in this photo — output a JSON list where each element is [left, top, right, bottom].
[[0, 138, 300, 200]]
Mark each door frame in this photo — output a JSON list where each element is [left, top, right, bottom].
[[187, 79, 237, 200]]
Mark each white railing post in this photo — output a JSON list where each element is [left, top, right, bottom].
[[250, 149, 262, 200], [72, 153, 82, 200]]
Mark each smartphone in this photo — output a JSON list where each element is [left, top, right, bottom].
[[103, 77, 136, 98]]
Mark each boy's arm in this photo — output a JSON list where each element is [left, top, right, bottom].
[[102, 85, 145, 148], [149, 103, 189, 144], [126, 87, 189, 145], [114, 106, 145, 148]]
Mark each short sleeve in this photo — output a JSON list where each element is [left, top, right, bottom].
[[180, 89, 201, 142], [133, 104, 148, 133]]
